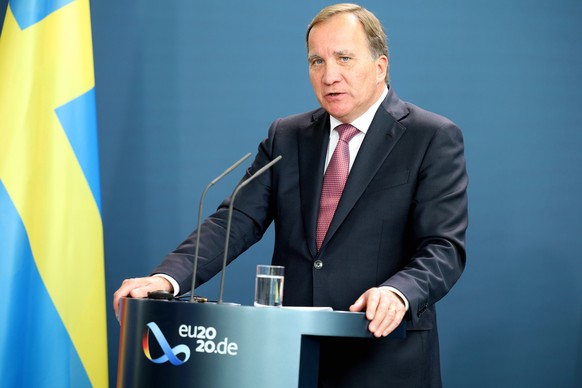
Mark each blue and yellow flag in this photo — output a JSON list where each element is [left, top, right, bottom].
[[0, 0, 108, 387]]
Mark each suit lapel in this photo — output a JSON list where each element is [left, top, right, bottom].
[[321, 90, 409, 250], [298, 110, 329, 257]]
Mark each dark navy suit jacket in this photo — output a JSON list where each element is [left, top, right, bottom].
[[155, 87, 468, 387]]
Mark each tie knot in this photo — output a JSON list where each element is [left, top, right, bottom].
[[336, 124, 360, 143]]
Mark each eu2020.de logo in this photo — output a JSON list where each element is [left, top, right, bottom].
[[142, 322, 190, 365]]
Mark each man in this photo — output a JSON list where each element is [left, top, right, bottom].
[[114, 3, 468, 387]]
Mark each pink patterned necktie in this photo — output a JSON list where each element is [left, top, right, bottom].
[[316, 124, 360, 251]]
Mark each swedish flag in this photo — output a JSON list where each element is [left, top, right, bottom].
[[0, 0, 108, 387]]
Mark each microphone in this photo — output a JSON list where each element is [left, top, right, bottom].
[[189, 153, 252, 303], [217, 155, 283, 304]]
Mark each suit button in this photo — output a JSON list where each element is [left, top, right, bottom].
[[314, 260, 323, 270]]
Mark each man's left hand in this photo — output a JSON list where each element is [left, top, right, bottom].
[[349, 287, 406, 337]]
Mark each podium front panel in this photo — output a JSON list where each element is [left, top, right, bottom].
[[117, 298, 404, 388]]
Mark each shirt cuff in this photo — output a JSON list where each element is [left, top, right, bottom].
[[152, 274, 180, 297], [381, 286, 410, 311]]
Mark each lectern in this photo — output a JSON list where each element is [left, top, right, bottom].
[[117, 298, 405, 388]]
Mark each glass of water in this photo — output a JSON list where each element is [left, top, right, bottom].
[[254, 265, 284, 307]]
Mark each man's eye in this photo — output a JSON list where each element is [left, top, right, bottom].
[[312, 58, 323, 65], [340, 57, 350, 62]]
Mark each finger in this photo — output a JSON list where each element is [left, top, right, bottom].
[[113, 280, 134, 318], [364, 288, 384, 321], [368, 292, 392, 334], [369, 287, 408, 336], [371, 303, 397, 336], [128, 283, 156, 298], [113, 278, 153, 318], [381, 308, 405, 337], [113, 291, 124, 321], [349, 294, 366, 312], [374, 302, 406, 337]]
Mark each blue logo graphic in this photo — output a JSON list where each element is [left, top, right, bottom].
[[142, 322, 191, 365]]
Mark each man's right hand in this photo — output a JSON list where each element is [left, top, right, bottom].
[[113, 276, 173, 320]]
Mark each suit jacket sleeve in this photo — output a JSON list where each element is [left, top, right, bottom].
[[151, 124, 280, 294], [382, 116, 468, 327]]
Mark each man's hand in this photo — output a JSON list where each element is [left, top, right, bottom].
[[113, 276, 173, 320], [349, 287, 406, 337]]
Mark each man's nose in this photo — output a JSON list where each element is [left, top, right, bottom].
[[322, 62, 341, 85]]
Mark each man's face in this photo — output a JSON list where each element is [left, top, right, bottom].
[[307, 13, 388, 124]]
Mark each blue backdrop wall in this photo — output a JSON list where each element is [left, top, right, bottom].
[[8, 0, 580, 386]]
